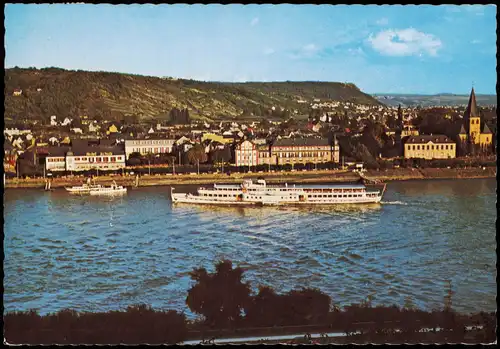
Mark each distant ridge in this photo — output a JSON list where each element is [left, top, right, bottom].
[[374, 92, 497, 107], [4, 67, 382, 122]]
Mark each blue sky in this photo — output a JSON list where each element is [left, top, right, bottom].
[[4, 4, 497, 94]]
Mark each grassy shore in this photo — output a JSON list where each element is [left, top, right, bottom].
[[4, 167, 496, 189]]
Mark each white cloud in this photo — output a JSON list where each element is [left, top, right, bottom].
[[263, 48, 275, 55], [250, 17, 259, 26], [303, 43, 318, 53], [288, 43, 320, 59], [471, 39, 481, 44], [348, 47, 365, 56], [376, 17, 389, 26], [367, 28, 442, 57]]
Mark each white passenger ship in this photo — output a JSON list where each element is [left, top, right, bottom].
[[171, 179, 386, 206]]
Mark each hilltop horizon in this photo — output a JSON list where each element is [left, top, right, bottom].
[[5, 66, 496, 97]]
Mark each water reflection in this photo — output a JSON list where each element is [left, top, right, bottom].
[[179, 202, 383, 217]]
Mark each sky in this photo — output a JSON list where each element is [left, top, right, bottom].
[[4, 4, 497, 94]]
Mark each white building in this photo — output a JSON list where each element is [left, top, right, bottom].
[[65, 152, 126, 171], [234, 140, 258, 167], [4, 128, 32, 137], [88, 122, 100, 133], [62, 140, 126, 171], [45, 146, 69, 172], [61, 117, 72, 126], [124, 138, 176, 159]]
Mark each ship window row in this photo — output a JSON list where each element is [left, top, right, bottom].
[[205, 193, 237, 197], [305, 188, 364, 193], [310, 194, 363, 198]]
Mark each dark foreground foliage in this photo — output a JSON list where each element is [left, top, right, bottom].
[[4, 305, 187, 344], [4, 260, 496, 344]]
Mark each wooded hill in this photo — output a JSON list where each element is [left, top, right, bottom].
[[4, 67, 382, 124]]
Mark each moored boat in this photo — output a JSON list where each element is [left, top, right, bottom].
[[171, 179, 386, 206], [89, 181, 127, 196], [65, 183, 102, 194]]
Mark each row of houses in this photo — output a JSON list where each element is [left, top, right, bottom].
[[234, 138, 340, 167], [38, 135, 342, 172], [10, 132, 460, 175], [44, 139, 126, 172]]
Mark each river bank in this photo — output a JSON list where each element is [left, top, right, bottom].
[[4, 167, 496, 189]]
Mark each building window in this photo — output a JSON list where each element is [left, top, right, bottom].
[[445, 145, 448, 150], [103, 157, 109, 162], [96, 157, 102, 163], [426, 145, 429, 150], [417, 145, 420, 150]]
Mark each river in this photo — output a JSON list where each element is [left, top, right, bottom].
[[3, 178, 496, 316]]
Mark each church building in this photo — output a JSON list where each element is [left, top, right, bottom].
[[458, 88, 493, 154]]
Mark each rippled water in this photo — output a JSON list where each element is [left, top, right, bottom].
[[3, 178, 497, 316]]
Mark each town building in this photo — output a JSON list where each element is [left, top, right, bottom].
[[124, 138, 176, 159], [401, 124, 420, 137], [271, 138, 339, 165], [65, 139, 125, 171], [458, 87, 493, 153], [234, 140, 258, 167], [3, 140, 18, 173], [256, 144, 274, 166], [106, 123, 121, 135], [403, 135, 456, 160], [4, 128, 32, 137], [45, 146, 70, 172]]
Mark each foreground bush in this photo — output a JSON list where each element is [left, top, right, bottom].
[[4, 305, 187, 344]]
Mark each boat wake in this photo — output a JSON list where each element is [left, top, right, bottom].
[[381, 201, 408, 205]]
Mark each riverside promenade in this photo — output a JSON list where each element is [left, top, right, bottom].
[[4, 167, 496, 189]]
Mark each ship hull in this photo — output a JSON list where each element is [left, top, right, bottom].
[[171, 194, 382, 206]]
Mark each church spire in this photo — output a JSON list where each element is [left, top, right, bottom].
[[466, 87, 480, 119]]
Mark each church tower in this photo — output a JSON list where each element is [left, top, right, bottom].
[[464, 87, 481, 145]]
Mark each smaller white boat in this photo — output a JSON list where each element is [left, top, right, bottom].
[[65, 183, 102, 194], [89, 181, 127, 196], [66, 178, 102, 194]]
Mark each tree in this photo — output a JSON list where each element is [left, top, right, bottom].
[[354, 143, 379, 169], [186, 144, 208, 165], [386, 113, 396, 129], [186, 260, 252, 328]]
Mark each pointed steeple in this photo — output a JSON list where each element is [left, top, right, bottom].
[[465, 87, 480, 119], [482, 123, 492, 134], [459, 124, 467, 134]]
